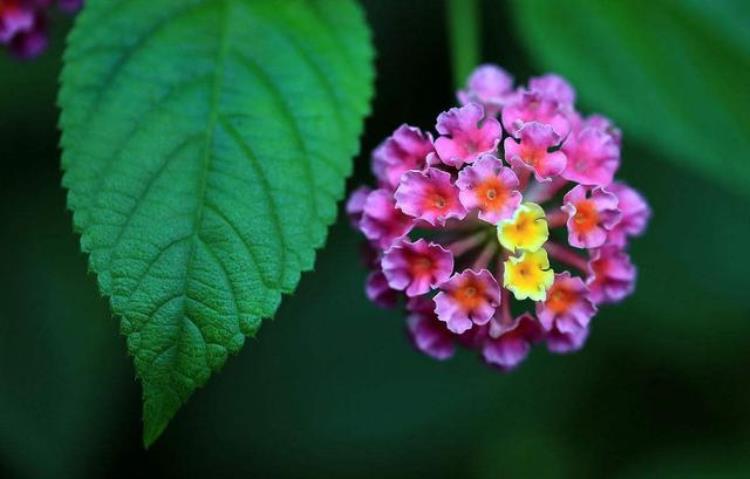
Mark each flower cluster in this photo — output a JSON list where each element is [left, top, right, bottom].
[[348, 64, 650, 371], [0, 0, 81, 59]]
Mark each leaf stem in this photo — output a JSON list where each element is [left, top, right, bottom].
[[446, 0, 481, 90]]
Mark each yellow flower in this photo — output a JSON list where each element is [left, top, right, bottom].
[[497, 202, 549, 253], [503, 249, 555, 301]]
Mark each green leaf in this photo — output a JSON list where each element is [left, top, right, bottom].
[[510, 0, 750, 198], [59, 0, 373, 446]]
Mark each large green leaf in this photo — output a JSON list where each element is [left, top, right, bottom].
[[510, 0, 750, 197], [59, 0, 373, 446]]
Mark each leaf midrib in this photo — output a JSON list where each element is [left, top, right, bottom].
[[175, 0, 232, 363]]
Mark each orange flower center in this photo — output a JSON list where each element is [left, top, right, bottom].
[[521, 145, 544, 167], [410, 256, 433, 276], [514, 214, 532, 234], [453, 281, 485, 311], [573, 200, 599, 233], [547, 285, 575, 314], [476, 178, 508, 210], [431, 194, 447, 210]]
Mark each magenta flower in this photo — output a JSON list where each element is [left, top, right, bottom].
[[4, 8, 45, 59], [406, 297, 456, 360], [587, 246, 636, 304], [457, 64, 514, 116], [381, 239, 454, 297], [433, 103, 502, 167], [578, 114, 622, 146], [395, 168, 466, 226], [434, 269, 500, 334], [372, 124, 434, 190], [346, 186, 371, 227], [347, 64, 650, 372], [561, 124, 620, 186], [482, 313, 543, 371], [455, 322, 489, 350], [562, 185, 621, 248], [528, 74, 576, 105], [504, 122, 567, 181], [536, 272, 596, 334], [0, 2, 34, 43], [456, 154, 522, 224], [546, 325, 589, 354], [607, 182, 651, 247], [365, 270, 399, 309], [502, 89, 571, 139], [359, 188, 415, 248], [1, 0, 80, 59]]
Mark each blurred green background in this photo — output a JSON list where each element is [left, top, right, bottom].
[[1, 1, 749, 477]]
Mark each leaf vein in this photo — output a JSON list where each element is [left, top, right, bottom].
[[218, 115, 288, 286]]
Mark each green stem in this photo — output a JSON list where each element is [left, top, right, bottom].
[[446, 0, 481, 90]]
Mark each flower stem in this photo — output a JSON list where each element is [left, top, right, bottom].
[[546, 242, 589, 273], [447, 230, 487, 256], [473, 241, 497, 270], [546, 209, 567, 228], [526, 177, 569, 204], [446, 0, 481, 90], [501, 287, 512, 322]]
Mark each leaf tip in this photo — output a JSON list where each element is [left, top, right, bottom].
[[141, 385, 182, 449], [142, 413, 168, 449]]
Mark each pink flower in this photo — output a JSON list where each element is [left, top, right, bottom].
[[406, 297, 456, 360], [347, 64, 650, 373], [434, 269, 500, 334], [536, 272, 596, 334], [580, 114, 622, 145], [606, 182, 651, 247], [381, 239, 454, 297], [456, 323, 489, 350], [562, 185, 621, 248], [395, 168, 466, 226], [365, 270, 399, 309], [346, 186, 371, 227], [1, 0, 78, 59], [456, 154, 522, 223], [8, 12, 46, 59], [457, 64, 514, 116], [433, 103, 502, 167], [372, 124, 434, 189], [359, 188, 415, 248], [483, 313, 543, 371], [561, 125, 620, 186], [587, 246, 636, 304], [0, 1, 34, 43], [546, 325, 589, 354], [504, 122, 567, 181], [502, 89, 571, 139], [529, 74, 576, 105]]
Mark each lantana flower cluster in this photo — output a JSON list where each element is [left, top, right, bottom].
[[0, 0, 81, 59], [347, 64, 650, 371]]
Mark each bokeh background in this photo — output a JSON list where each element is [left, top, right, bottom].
[[1, 1, 749, 477]]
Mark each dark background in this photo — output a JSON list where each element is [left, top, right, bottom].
[[2, 1, 749, 478]]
